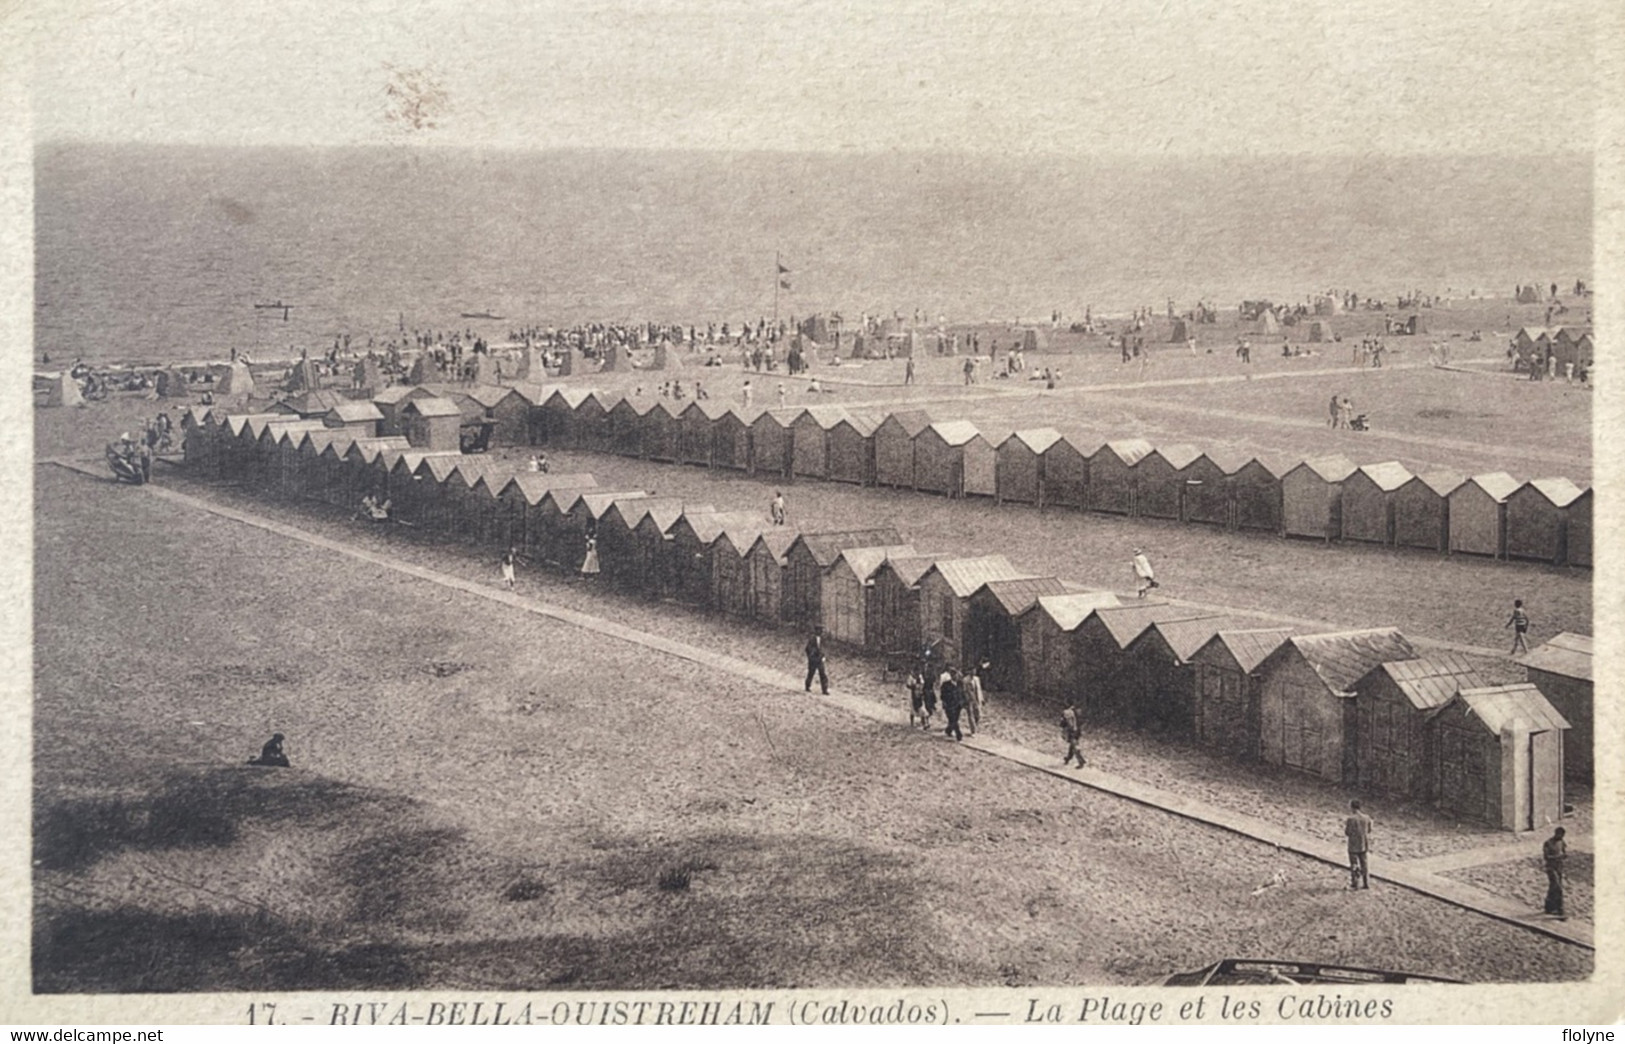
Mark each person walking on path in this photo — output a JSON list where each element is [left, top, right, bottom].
[[906, 668, 929, 729], [1132, 548, 1159, 598], [939, 667, 964, 741], [962, 662, 985, 736], [804, 628, 830, 695], [579, 534, 600, 579], [1344, 800, 1373, 889], [1542, 826, 1568, 919], [1060, 704, 1086, 768], [770, 491, 787, 526], [1507, 599, 1531, 654], [904, 356, 915, 385], [1328, 394, 1340, 427], [501, 547, 519, 589]]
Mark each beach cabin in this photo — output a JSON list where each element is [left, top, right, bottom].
[[394, 452, 458, 529], [869, 555, 939, 657], [494, 473, 597, 556], [912, 421, 996, 498], [666, 511, 763, 607], [560, 490, 650, 568], [1085, 439, 1152, 515], [709, 406, 755, 471], [643, 400, 685, 463], [1124, 616, 1248, 735], [749, 410, 795, 479], [372, 384, 435, 438], [628, 500, 704, 598], [827, 411, 880, 485], [1189, 628, 1295, 761], [965, 577, 1070, 692], [1505, 477, 1583, 565], [446, 386, 524, 447], [447, 459, 503, 540], [1521, 632, 1593, 782], [820, 544, 917, 649], [323, 401, 384, 438], [529, 487, 589, 566], [289, 430, 335, 500], [678, 400, 726, 467], [916, 556, 1027, 665], [1040, 435, 1091, 509], [1549, 327, 1592, 375], [597, 496, 685, 589], [1340, 461, 1413, 544], [1448, 471, 1519, 558], [276, 389, 346, 420], [713, 524, 766, 618], [1176, 449, 1236, 526], [790, 406, 849, 480], [1253, 629, 1415, 783], [315, 437, 359, 506], [1280, 455, 1356, 540], [1230, 454, 1287, 532], [399, 397, 463, 453], [1074, 604, 1211, 721], [1392, 471, 1462, 552], [606, 397, 647, 458], [1135, 443, 1201, 520], [1352, 654, 1492, 800], [1511, 327, 1552, 370], [1016, 592, 1124, 701], [745, 529, 799, 625], [1566, 487, 1591, 568], [1433, 685, 1568, 831], [874, 410, 933, 489], [537, 387, 592, 448], [995, 428, 1063, 505], [573, 391, 617, 454], [782, 528, 906, 631]]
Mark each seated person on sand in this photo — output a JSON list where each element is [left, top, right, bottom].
[[248, 732, 290, 768]]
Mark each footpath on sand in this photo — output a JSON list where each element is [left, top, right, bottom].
[[45, 460, 1593, 951]]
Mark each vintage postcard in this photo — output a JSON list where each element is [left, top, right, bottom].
[[2, 0, 1620, 1030]]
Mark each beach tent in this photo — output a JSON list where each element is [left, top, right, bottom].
[[406, 353, 431, 385], [1253, 629, 1416, 784], [1085, 439, 1152, 515], [155, 368, 190, 398], [1393, 470, 1463, 552], [284, 358, 321, 393], [1016, 591, 1124, 701], [1339, 461, 1413, 544], [1504, 477, 1583, 565], [1134, 443, 1201, 520], [820, 544, 917, 649], [1433, 684, 1568, 831], [1256, 310, 1280, 336], [1352, 654, 1494, 801], [1189, 628, 1295, 761], [995, 428, 1063, 505], [1448, 471, 1519, 557], [913, 421, 996, 498], [749, 409, 796, 478], [827, 411, 880, 485], [782, 528, 905, 631], [1021, 327, 1047, 353], [42, 373, 84, 408], [1280, 455, 1357, 540], [512, 346, 545, 383], [874, 410, 934, 488], [965, 577, 1069, 690], [215, 361, 256, 398], [651, 339, 684, 372], [1404, 315, 1426, 336], [1520, 632, 1592, 782], [599, 341, 626, 373], [1307, 320, 1333, 343], [1516, 285, 1542, 304], [1168, 318, 1190, 343], [745, 528, 799, 625]]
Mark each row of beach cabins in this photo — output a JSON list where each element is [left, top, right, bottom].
[[213, 382, 1592, 567], [180, 399, 1593, 833]]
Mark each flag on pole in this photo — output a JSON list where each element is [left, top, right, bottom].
[[778, 263, 791, 274], [780, 277, 792, 290]]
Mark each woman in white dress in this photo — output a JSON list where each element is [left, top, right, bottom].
[[580, 535, 600, 578]]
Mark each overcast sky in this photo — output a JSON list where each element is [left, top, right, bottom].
[[27, 0, 1601, 153]]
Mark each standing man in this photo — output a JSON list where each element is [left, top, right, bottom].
[[1132, 548, 1158, 598], [1059, 704, 1085, 768], [939, 667, 964, 741], [904, 356, 915, 385], [962, 662, 986, 736], [804, 628, 830, 695], [770, 491, 787, 526], [1542, 826, 1567, 919], [1507, 598, 1531, 655], [1344, 800, 1373, 890]]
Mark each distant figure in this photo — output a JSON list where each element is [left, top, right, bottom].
[[906, 668, 929, 729], [770, 491, 786, 526], [502, 547, 518, 589], [1507, 598, 1531, 654], [904, 357, 915, 385], [939, 667, 964, 741], [1328, 394, 1340, 427], [741, 380, 753, 410], [248, 733, 290, 768], [777, 382, 787, 408], [1344, 800, 1373, 890], [1131, 548, 1158, 598], [804, 628, 830, 695], [1542, 826, 1568, 919], [1060, 705, 1085, 768], [963, 662, 985, 735], [579, 535, 600, 579]]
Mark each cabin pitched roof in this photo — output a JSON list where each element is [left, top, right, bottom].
[[1148, 616, 1251, 661], [328, 401, 384, 424], [973, 576, 1069, 615], [1200, 628, 1297, 672], [1278, 629, 1415, 693], [748, 528, 800, 561], [1025, 591, 1125, 632], [401, 396, 462, 418], [1291, 454, 1358, 483], [790, 528, 908, 567], [1409, 470, 1465, 497], [1100, 438, 1153, 466], [1370, 653, 1495, 710], [1520, 477, 1584, 508], [1459, 471, 1520, 501], [878, 554, 940, 587], [1150, 443, 1203, 470], [878, 409, 934, 437], [921, 555, 1024, 598], [1355, 461, 1413, 492], [927, 420, 984, 447], [1519, 632, 1592, 682], [1450, 684, 1570, 734], [831, 545, 919, 582], [1003, 428, 1064, 454], [1087, 603, 1214, 649]]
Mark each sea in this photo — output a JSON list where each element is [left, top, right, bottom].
[[33, 143, 1593, 365]]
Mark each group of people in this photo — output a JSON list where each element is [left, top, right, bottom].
[[1326, 394, 1360, 430], [903, 653, 986, 741], [105, 420, 173, 483]]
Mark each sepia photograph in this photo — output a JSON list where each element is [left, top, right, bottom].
[[4, 0, 1620, 1028]]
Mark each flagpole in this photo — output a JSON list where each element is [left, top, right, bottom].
[[774, 251, 780, 326]]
